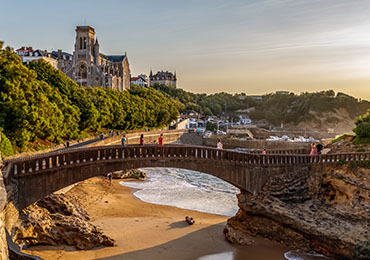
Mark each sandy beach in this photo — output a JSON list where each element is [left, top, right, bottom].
[[24, 177, 289, 260]]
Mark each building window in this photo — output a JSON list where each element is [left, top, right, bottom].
[[83, 37, 86, 49], [79, 37, 82, 49], [78, 63, 87, 79]]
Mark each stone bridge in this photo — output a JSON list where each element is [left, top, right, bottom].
[[2, 144, 370, 210]]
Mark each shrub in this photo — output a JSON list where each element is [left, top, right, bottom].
[[0, 131, 14, 158], [331, 134, 355, 144], [349, 160, 370, 169], [353, 111, 370, 143], [337, 159, 347, 166]]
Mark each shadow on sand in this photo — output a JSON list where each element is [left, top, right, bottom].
[[91, 222, 288, 260], [166, 220, 190, 230]]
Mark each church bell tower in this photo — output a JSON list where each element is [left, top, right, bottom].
[[73, 26, 96, 86]]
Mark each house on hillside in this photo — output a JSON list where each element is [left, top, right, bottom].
[[16, 46, 57, 68], [131, 75, 148, 87], [148, 70, 177, 87]]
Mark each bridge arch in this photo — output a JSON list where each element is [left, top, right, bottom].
[[3, 145, 369, 210]]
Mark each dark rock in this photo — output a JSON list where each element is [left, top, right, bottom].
[[225, 164, 370, 259], [111, 169, 146, 179], [354, 242, 370, 260]]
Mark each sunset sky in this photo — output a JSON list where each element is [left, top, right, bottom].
[[1, 0, 370, 99]]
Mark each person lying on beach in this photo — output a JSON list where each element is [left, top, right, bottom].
[[185, 216, 195, 225]]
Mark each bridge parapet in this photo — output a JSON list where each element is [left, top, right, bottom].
[[3, 145, 370, 210], [5, 145, 370, 180], [247, 148, 309, 154]]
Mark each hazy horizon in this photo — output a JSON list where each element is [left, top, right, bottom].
[[1, 0, 369, 99]]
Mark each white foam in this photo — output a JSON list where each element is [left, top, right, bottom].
[[120, 168, 239, 216], [284, 250, 329, 260], [197, 251, 234, 260]]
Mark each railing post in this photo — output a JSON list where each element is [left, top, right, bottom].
[[170, 147, 175, 158], [123, 147, 129, 159], [154, 146, 160, 157], [117, 148, 123, 159], [24, 161, 30, 173], [72, 152, 78, 163], [181, 147, 186, 158], [43, 158, 48, 169]]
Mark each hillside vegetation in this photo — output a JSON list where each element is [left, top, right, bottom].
[[154, 85, 370, 130], [353, 111, 370, 144], [249, 90, 370, 127], [0, 42, 179, 151], [153, 84, 257, 115], [1, 41, 369, 154]]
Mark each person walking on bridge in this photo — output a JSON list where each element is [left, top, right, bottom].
[[316, 143, 323, 155], [217, 138, 223, 150], [310, 143, 318, 156], [121, 134, 127, 148], [140, 134, 144, 145], [158, 133, 164, 146]]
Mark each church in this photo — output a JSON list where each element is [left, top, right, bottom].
[[56, 26, 130, 91]]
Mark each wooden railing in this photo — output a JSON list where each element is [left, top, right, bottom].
[[248, 148, 309, 155], [4, 145, 370, 179]]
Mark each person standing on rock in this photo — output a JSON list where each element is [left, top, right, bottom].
[[158, 133, 164, 146], [121, 134, 127, 148]]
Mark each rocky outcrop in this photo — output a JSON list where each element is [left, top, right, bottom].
[[225, 164, 370, 259], [12, 194, 114, 250], [111, 169, 146, 179]]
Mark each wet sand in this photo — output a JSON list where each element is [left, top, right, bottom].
[[24, 177, 289, 260]]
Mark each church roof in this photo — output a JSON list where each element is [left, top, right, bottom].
[[150, 70, 176, 80], [104, 55, 126, 62], [51, 51, 72, 60]]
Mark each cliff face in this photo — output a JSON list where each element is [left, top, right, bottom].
[[12, 194, 114, 250], [0, 171, 9, 260], [224, 164, 370, 259]]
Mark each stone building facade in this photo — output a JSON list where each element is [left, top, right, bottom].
[[149, 70, 177, 87], [57, 26, 130, 91], [16, 47, 57, 68]]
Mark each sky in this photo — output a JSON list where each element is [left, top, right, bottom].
[[1, 0, 370, 99]]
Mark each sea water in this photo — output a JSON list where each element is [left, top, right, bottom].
[[119, 168, 329, 260], [120, 167, 239, 216]]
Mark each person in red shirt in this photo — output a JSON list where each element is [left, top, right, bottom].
[[158, 133, 163, 146]]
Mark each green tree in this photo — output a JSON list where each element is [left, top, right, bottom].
[[0, 130, 14, 158], [354, 111, 370, 138]]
